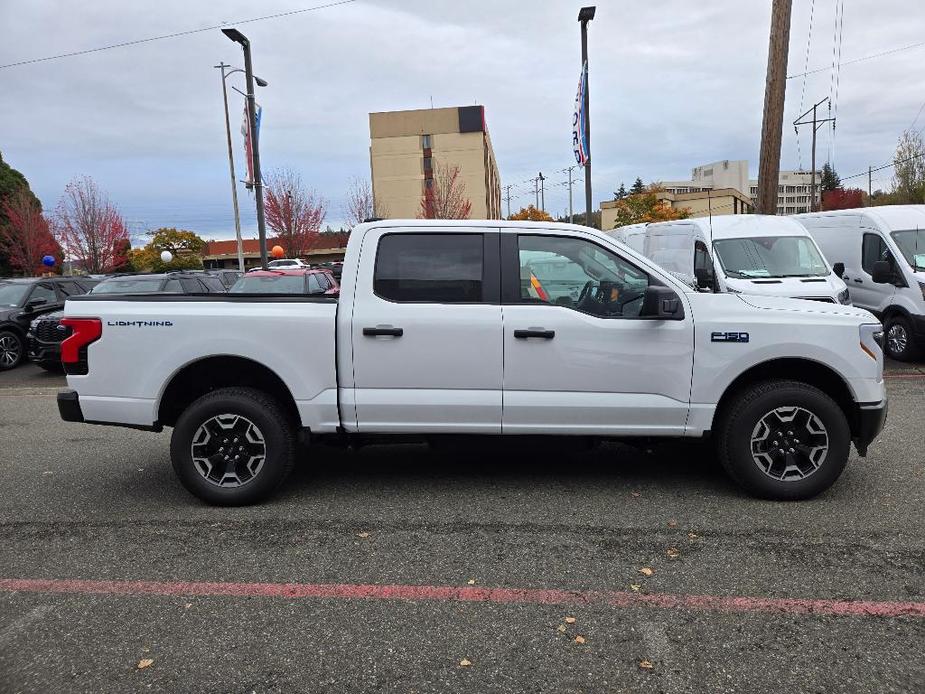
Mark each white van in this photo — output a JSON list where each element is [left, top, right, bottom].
[[607, 216, 849, 304], [794, 205, 925, 361]]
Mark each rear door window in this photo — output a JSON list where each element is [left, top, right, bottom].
[[374, 233, 484, 303]]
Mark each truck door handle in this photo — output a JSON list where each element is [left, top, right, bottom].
[[853, 278, 863, 284], [514, 328, 555, 339], [363, 326, 403, 337]]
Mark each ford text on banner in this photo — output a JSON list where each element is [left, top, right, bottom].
[[572, 61, 589, 166]]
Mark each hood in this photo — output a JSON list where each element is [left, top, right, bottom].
[[723, 274, 846, 300], [34, 310, 64, 322], [736, 294, 876, 321]]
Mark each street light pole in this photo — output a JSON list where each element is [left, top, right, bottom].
[[215, 62, 245, 272], [578, 7, 595, 226], [222, 28, 269, 270]]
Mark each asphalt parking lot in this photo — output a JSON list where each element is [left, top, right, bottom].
[[1, 362, 923, 693]]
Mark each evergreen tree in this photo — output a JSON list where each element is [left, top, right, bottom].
[[614, 182, 627, 199], [629, 177, 645, 195], [820, 163, 841, 192]]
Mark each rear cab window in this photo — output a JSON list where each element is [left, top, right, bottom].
[[374, 233, 489, 303]]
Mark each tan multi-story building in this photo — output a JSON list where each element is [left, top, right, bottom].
[[748, 170, 821, 215], [369, 105, 502, 220], [601, 187, 754, 230]]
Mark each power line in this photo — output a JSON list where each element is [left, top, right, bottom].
[[840, 152, 925, 181], [786, 40, 925, 79], [796, 0, 817, 170], [0, 0, 358, 70]]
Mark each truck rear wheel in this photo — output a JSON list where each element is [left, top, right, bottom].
[[716, 380, 850, 500], [170, 387, 296, 505]]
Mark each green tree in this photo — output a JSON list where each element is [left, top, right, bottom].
[[557, 210, 601, 229], [613, 182, 628, 199], [509, 205, 554, 221], [0, 151, 42, 275], [820, 163, 841, 192], [891, 129, 925, 204], [131, 228, 205, 272], [629, 177, 645, 195], [608, 187, 691, 229]]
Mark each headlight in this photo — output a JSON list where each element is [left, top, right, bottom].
[[837, 288, 851, 305], [859, 323, 884, 364], [29, 317, 42, 330]]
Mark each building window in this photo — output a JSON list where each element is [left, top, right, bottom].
[[423, 156, 433, 172], [422, 134, 432, 149]]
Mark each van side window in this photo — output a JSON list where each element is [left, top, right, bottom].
[[375, 233, 484, 303], [861, 233, 890, 275], [517, 235, 650, 318]]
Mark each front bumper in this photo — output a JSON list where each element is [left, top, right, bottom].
[[27, 335, 62, 364], [852, 399, 888, 456], [57, 389, 84, 423]]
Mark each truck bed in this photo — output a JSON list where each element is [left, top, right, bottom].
[[63, 294, 340, 431]]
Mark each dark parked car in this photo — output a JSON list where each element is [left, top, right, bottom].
[[26, 273, 225, 372], [0, 277, 98, 371], [229, 267, 339, 295]]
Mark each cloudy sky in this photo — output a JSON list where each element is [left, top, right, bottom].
[[1, 0, 923, 241]]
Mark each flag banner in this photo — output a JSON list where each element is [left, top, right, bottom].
[[241, 101, 263, 189], [572, 61, 589, 166]]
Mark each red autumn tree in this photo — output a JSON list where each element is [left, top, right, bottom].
[[419, 163, 472, 220], [821, 187, 865, 211], [264, 168, 326, 257], [0, 188, 61, 275], [53, 176, 129, 273]]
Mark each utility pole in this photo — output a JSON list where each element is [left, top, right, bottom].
[[793, 96, 835, 211], [215, 62, 245, 272], [539, 171, 546, 211], [578, 7, 596, 223], [868, 165, 872, 198], [222, 28, 268, 269], [503, 184, 513, 219], [756, 0, 792, 215], [566, 165, 577, 223], [534, 176, 540, 209]]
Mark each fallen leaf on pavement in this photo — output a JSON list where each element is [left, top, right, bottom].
[[639, 659, 654, 670], [688, 532, 699, 540], [557, 624, 567, 633], [639, 567, 654, 576], [630, 584, 641, 592], [137, 659, 154, 670], [630, 491, 641, 498], [466, 579, 476, 585], [667, 519, 678, 528], [357, 532, 370, 538], [564, 616, 576, 624], [184, 603, 192, 609], [574, 635, 586, 644], [459, 658, 472, 667], [666, 547, 680, 558]]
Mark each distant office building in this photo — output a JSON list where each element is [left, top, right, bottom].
[[656, 159, 820, 215], [601, 187, 753, 230], [369, 105, 502, 220], [748, 170, 821, 215]]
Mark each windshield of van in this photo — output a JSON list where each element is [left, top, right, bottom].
[[712, 236, 829, 278], [890, 229, 925, 271]]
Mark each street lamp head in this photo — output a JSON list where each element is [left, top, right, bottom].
[[221, 28, 248, 45], [255, 76, 269, 87], [578, 6, 596, 22]]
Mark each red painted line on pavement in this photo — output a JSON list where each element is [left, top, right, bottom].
[[1, 578, 922, 618]]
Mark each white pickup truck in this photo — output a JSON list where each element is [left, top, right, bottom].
[[58, 220, 887, 505]]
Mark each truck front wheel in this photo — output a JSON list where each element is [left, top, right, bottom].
[[170, 387, 296, 505], [716, 380, 850, 500]]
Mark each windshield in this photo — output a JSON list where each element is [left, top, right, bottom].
[[230, 275, 306, 293], [0, 282, 30, 307], [890, 229, 925, 271], [91, 278, 165, 294], [713, 236, 829, 278]]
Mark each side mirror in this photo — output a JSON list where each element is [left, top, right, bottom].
[[694, 267, 713, 289], [641, 285, 685, 320], [832, 262, 845, 278], [871, 260, 892, 284], [25, 297, 48, 311]]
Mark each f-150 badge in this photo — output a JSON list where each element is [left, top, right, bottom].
[[711, 331, 749, 343]]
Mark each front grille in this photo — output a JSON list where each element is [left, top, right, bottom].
[[796, 296, 836, 303], [35, 320, 70, 343]]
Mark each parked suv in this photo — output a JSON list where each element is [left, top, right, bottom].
[[0, 276, 98, 371], [229, 267, 339, 295]]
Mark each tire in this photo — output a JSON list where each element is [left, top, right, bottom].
[[170, 387, 296, 505], [0, 330, 24, 371], [716, 380, 850, 500], [884, 315, 920, 362]]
